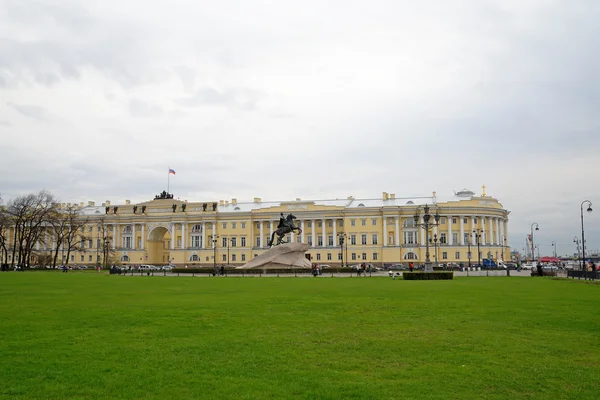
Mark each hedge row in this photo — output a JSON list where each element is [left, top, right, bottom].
[[402, 272, 454, 280]]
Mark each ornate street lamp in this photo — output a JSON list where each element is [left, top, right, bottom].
[[580, 200, 592, 273], [552, 241, 557, 258], [467, 233, 473, 269], [428, 233, 439, 267], [211, 234, 219, 275], [338, 232, 346, 267], [473, 229, 483, 269], [413, 204, 441, 272], [573, 236, 581, 270], [530, 223, 539, 262]]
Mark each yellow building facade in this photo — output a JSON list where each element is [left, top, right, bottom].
[[41, 187, 510, 268]]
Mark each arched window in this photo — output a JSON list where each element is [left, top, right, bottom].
[[192, 224, 202, 233], [123, 225, 133, 234], [357, 203, 365, 207], [190, 254, 199, 261], [404, 252, 417, 260], [121, 255, 130, 262], [403, 219, 416, 228]]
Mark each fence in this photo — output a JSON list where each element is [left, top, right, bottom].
[[567, 270, 600, 281]]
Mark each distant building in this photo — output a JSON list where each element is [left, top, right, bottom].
[[4, 187, 511, 267]]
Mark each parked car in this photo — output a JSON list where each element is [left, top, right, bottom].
[[522, 263, 535, 270], [318, 264, 331, 269], [161, 265, 174, 271], [389, 264, 407, 270]]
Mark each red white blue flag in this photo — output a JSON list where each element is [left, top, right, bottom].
[[169, 168, 176, 175]]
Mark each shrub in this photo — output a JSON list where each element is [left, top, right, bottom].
[[402, 272, 454, 280]]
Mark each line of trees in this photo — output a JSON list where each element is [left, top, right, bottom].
[[0, 190, 115, 269]]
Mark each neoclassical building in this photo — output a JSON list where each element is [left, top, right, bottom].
[[33, 186, 509, 268]]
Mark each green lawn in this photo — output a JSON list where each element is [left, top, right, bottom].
[[0, 273, 598, 400]]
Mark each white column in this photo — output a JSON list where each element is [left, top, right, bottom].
[[471, 217, 476, 245], [171, 223, 175, 250], [448, 216, 453, 245], [495, 218, 500, 245], [489, 217, 494, 245], [259, 221, 264, 248], [141, 224, 145, 250], [249, 220, 253, 248], [321, 219, 326, 247], [311, 219, 316, 247], [132, 224, 136, 250], [395, 217, 400, 247], [300, 220, 305, 243], [420, 216, 425, 245], [383, 217, 387, 246], [333, 219, 337, 245], [460, 216, 465, 245], [269, 221, 274, 246], [112, 225, 116, 249], [290, 225, 295, 242], [183, 223, 187, 249]]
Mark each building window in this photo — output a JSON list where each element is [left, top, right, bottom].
[[222, 237, 227, 247], [362, 252, 367, 260], [440, 217, 447, 224], [232, 222, 237, 229], [222, 222, 227, 229], [328, 220, 333, 227], [222, 254, 226, 262], [404, 232, 415, 244], [339, 220, 344, 227], [318, 236, 323, 246], [123, 237, 132, 249], [89, 225, 93, 232], [70, 255, 74, 261], [351, 219, 356, 226], [474, 218, 478, 224], [192, 236, 201, 248], [307, 221, 312, 228], [307, 235, 313, 246], [80, 255, 84, 262], [192, 224, 202, 232], [361, 219, 366, 226], [89, 255, 92, 262], [361, 234, 367, 245], [372, 234, 378, 245], [242, 254, 246, 261], [338, 253, 342, 260], [88, 239, 92, 248], [455, 251, 460, 259], [351, 253, 356, 260], [241, 222, 246, 229], [372, 219, 377, 226], [442, 252, 448, 260], [350, 234, 357, 245], [440, 233, 447, 244], [464, 233, 470, 243], [318, 221, 322, 228], [452, 233, 458, 244], [452, 217, 457, 224], [231, 237, 237, 247], [373, 253, 378, 260], [256, 222, 260, 229], [328, 235, 334, 246], [241, 237, 246, 247], [316, 254, 321, 261], [327, 253, 332, 260], [463, 217, 467, 224], [404, 252, 417, 260], [256, 237, 261, 247], [232, 254, 236, 261]]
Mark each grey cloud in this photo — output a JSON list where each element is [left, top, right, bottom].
[[175, 87, 264, 110], [6, 102, 48, 121], [104, 92, 116, 101], [0, 120, 12, 126], [129, 98, 163, 118], [172, 66, 196, 91]]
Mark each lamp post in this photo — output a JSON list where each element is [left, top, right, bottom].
[[428, 233, 439, 267], [581, 200, 593, 273], [413, 204, 441, 272], [338, 232, 346, 267], [573, 236, 581, 270], [473, 229, 483, 269], [211, 234, 219, 275], [467, 233, 472, 269], [551, 241, 557, 258], [530, 223, 539, 262], [227, 236, 230, 267]]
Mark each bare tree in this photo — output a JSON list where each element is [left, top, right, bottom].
[[0, 195, 9, 269], [96, 215, 115, 269], [48, 204, 90, 268], [6, 190, 57, 268]]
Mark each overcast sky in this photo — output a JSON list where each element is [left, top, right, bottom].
[[1, 0, 599, 256]]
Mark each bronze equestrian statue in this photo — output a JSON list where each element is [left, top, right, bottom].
[[268, 213, 302, 247]]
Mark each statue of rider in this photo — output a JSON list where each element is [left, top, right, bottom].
[[277, 212, 287, 229]]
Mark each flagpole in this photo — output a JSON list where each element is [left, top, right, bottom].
[[167, 166, 170, 194]]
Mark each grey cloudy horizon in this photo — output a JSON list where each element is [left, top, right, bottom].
[[1, 0, 599, 256]]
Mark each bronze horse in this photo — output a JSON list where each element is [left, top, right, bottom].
[[268, 213, 302, 247]]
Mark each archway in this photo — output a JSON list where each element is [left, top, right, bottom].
[[147, 226, 172, 265]]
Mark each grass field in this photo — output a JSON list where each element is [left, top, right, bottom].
[[0, 273, 599, 400]]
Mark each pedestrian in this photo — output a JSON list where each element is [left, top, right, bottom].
[[220, 265, 225, 276], [409, 262, 414, 272]]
